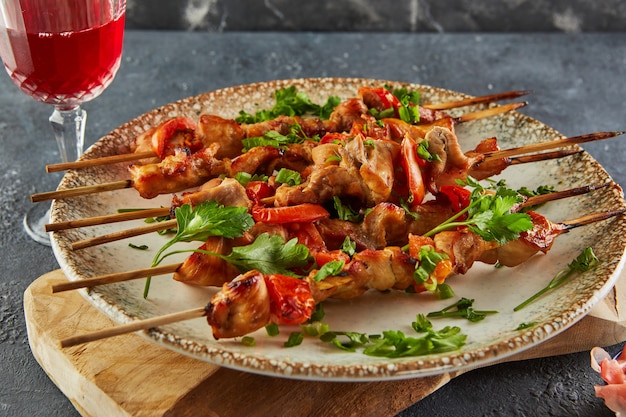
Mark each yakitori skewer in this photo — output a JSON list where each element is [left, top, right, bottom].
[[44, 147, 582, 234], [53, 183, 610, 288], [45, 90, 532, 173], [69, 172, 603, 252], [32, 131, 617, 204], [58, 207, 626, 347]]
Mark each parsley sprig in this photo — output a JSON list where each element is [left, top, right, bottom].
[[320, 314, 466, 357], [235, 86, 340, 123], [427, 298, 498, 322], [159, 232, 311, 277], [424, 177, 533, 245], [513, 247, 599, 311], [145, 202, 255, 297]]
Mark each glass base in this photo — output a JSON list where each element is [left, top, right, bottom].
[[24, 203, 52, 246]]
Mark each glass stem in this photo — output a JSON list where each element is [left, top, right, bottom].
[[49, 105, 86, 163]]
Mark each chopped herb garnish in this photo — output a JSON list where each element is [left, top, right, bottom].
[[333, 196, 362, 222], [514, 247, 599, 311], [145, 202, 254, 297], [275, 168, 302, 186], [265, 323, 280, 336], [241, 336, 256, 347], [235, 86, 339, 123], [414, 246, 450, 292], [435, 283, 455, 299], [516, 322, 538, 330], [424, 177, 533, 245], [284, 331, 304, 347], [427, 298, 498, 322], [341, 236, 357, 256], [313, 260, 345, 282], [319, 315, 466, 357], [128, 243, 149, 250]]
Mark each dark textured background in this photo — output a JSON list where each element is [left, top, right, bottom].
[[125, 0, 626, 32]]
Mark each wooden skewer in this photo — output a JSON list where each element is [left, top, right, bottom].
[[484, 131, 626, 160], [30, 180, 131, 203], [505, 148, 582, 165], [45, 207, 171, 232], [453, 101, 527, 123], [60, 306, 206, 348], [46, 151, 156, 173], [71, 219, 177, 251], [517, 182, 609, 208], [561, 208, 626, 229], [52, 263, 181, 293], [57, 206, 626, 348], [423, 90, 532, 110]]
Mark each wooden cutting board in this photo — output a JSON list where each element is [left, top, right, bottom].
[[24, 269, 626, 417]]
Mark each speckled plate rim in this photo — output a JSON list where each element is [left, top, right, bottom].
[[49, 78, 626, 381]]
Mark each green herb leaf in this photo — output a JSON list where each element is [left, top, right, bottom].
[[341, 236, 357, 256], [313, 260, 345, 282], [275, 168, 302, 186], [413, 246, 449, 291], [145, 202, 254, 298], [424, 178, 534, 246], [514, 247, 599, 311], [284, 331, 304, 347], [332, 196, 362, 222], [321, 315, 467, 357], [235, 86, 340, 123], [128, 243, 149, 250], [427, 298, 498, 322]]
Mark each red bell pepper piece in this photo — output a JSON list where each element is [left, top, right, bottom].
[[252, 203, 330, 224], [400, 135, 426, 208]]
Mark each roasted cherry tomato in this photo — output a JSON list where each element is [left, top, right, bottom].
[[265, 274, 315, 325], [252, 203, 330, 224]]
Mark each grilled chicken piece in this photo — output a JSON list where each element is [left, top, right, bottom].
[[171, 177, 252, 211], [197, 115, 246, 159], [129, 144, 229, 199], [205, 270, 271, 339]]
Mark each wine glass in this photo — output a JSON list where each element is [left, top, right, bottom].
[[0, 0, 126, 245]]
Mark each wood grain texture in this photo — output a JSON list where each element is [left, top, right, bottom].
[[23, 269, 626, 417]]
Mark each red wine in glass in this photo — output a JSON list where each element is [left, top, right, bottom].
[[0, 0, 126, 244]]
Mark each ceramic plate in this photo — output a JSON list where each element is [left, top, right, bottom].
[[50, 78, 626, 381]]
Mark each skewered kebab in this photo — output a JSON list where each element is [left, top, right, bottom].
[[31, 121, 622, 204], [51, 181, 611, 292], [45, 88, 531, 173], [57, 206, 624, 347], [33, 84, 529, 202], [62, 128, 602, 251]]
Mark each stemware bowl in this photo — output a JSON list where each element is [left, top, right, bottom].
[[0, 0, 126, 244]]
